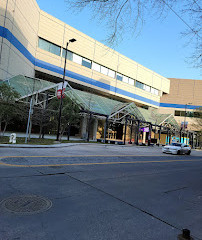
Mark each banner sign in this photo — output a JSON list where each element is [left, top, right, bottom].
[[57, 82, 68, 99]]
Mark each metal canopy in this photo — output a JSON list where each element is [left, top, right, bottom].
[[2, 75, 180, 130], [109, 102, 145, 122]]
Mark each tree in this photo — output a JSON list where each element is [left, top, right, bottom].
[[31, 106, 53, 139], [193, 107, 202, 148], [66, 0, 201, 67], [0, 83, 24, 136], [48, 96, 81, 140]]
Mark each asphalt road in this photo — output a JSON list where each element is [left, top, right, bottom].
[[0, 144, 202, 240]]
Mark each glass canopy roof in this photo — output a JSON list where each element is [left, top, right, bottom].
[[2, 75, 180, 130]]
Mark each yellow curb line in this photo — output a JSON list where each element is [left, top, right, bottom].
[[0, 159, 201, 168], [0, 154, 173, 159]]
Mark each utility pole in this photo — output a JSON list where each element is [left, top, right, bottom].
[[183, 103, 192, 144]]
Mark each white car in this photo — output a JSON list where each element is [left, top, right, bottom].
[[162, 143, 191, 155]]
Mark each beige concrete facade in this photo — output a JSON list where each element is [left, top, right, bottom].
[[160, 78, 202, 107], [0, 0, 40, 80], [0, 0, 170, 109], [159, 78, 202, 131]]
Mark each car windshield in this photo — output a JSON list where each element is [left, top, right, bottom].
[[171, 143, 182, 147]]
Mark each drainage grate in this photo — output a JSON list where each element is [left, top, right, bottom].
[[1, 195, 52, 215]]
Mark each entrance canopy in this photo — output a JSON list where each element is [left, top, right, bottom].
[[2, 75, 180, 131]]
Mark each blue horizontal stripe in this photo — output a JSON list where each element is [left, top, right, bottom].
[[160, 103, 202, 109], [1, 26, 159, 106], [0, 26, 35, 64]]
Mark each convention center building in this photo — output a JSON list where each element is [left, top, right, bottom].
[[1, 0, 201, 146]]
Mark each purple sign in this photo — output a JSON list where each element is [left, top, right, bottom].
[[139, 127, 149, 132]]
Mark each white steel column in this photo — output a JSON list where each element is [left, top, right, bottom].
[[143, 131, 146, 144]]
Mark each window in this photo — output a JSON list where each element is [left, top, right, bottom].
[[175, 111, 180, 116], [108, 69, 115, 78], [82, 58, 91, 69], [92, 62, 101, 72], [62, 49, 73, 61], [187, 111, 194, 117], [154, 89, 159, 96], [116, 73, 123, 81], [49, 44, 61, 56], [144, 85, 151, 92], [175, 110, 201, 118], [194, 112, 201, 118], [151, 87, 159, 95], [72, 53, 82, 65], [38, 38, 49, 52], [151, 87, 155, 94], [128, 78, 135, 86], [101, 66, 108, 75], [136, 81, 144, 90], [171, 143, 182, 147], [122, 76, 129, 83], [38, 38, 61, 56]]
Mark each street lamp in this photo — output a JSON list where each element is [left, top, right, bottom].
[[56, 38, 76, 141], [183, 102, 192, 144]]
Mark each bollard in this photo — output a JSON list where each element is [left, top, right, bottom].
[[9, 133, 16, 144], [178, 229, 194, 240]]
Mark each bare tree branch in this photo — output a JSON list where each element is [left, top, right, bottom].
[[65, 0, 202, 68]]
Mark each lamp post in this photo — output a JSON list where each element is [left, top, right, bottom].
[[56, 38, 76, 141], [183, 102, 192, 144]]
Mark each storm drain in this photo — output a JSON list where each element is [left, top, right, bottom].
[[1, 195, 52, 215]]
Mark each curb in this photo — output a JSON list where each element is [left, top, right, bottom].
[[0, 143, 94, 148]]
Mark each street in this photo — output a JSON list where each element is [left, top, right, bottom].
[[0, 144, 202, 240]]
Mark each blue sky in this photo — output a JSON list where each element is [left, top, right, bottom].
[[37, 0, 201, 80]]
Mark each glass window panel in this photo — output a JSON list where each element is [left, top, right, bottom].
[[175, 111, 180, 116], [92, 62, 101, 72], [116, 73, 123, 81], [128, 78, 135, 86], [38, 38, 50, 52], [151, 87, 155, 94], [145, 85, 151, 92], [187, 111, 193, 117], [62, 49, 73, 61], [73, 53, 82, 65], [82, 58, 92, 69], [49, 43, 61, 56], [101, 66, 108, 75], [193, 112, 201, 118], [154, 89, 159, 95], [62, 49, 66, 58], [136, 81, 144, 90], [108, 69, 115, 78], [122, 76, 129, 83], [180, 111, 185, 117]]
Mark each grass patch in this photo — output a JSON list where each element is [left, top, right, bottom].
[[0, 136, 55, 145], [61, 140, 89, 143], [0, 136, 102, 145]]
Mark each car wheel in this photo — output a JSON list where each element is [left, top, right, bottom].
[[177, 150, 180, 155], [186, 150, 191, 155]]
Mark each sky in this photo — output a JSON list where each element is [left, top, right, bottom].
[[36, 0, 201, 80]]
